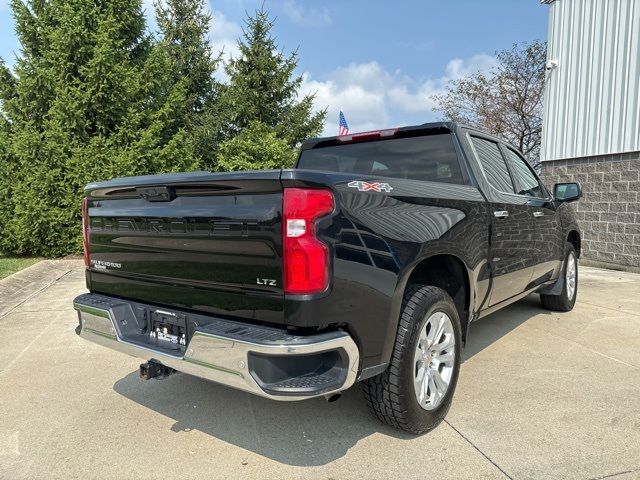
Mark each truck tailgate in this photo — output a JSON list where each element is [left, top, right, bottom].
[[84, 171, 284, 324]]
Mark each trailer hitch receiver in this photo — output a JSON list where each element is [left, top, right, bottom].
[[139, 361, 175, 380]]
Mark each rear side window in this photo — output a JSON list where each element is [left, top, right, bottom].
[[297, 134, 465, 185], [470, 136, 514, 193], [503, 148, 546, 198]]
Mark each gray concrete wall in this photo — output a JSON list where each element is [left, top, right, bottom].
[[540, 151, 640, 272]]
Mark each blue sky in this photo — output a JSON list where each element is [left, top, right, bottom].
[[0, 0, 549, 136]]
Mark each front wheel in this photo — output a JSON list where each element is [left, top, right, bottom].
[[540, 243, 578, 311], [362, 285, 461, 434]]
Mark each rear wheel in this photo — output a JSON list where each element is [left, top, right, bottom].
[[362, 285, 461, 434], [540, 243, 578, 311]]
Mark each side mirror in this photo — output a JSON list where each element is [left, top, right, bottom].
[[554, 182, 582, 203]]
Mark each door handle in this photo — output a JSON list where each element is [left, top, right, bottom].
[[533, 211, 544, 218], [493, 210, 509, 219]]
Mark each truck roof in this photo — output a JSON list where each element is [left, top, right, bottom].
[[301, 121, 512, 153], [300, 121, 459, 151]]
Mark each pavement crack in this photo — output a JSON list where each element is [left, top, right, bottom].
[[587, 467, 640, 480], [6, 309, 73, 314], [444, 420, 513, 480], [524, 324, 638, 369], [0, 316, 57, 376], [578, 300, 640, 318]]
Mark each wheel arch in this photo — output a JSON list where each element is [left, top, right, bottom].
[[375, 253, 474, 372], [405, 254, 472, 324], [567, 230, 581, 257]]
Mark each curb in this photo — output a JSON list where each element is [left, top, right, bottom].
[[0, 260, 77, 318]]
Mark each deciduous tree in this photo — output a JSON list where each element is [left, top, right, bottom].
[[432, 41, 546, 166]]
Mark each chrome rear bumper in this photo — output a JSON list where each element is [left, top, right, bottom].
[[74, 294, 359, 400]]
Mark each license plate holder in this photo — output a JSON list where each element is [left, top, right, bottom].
[[149, 309, 187, 349]]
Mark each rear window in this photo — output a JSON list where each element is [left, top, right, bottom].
[[297, 134, 465, 185]]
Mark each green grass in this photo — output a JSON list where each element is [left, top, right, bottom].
[[0, 254, 41, 280]]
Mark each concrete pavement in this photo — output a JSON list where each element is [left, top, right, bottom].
[[0, 260, 638, 479]]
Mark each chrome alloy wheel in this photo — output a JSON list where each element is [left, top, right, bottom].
[[413, 311, 456, 411], [566, 252, 577, 300]]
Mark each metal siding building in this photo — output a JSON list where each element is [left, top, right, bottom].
[[542, 0, 640, 161], [541, 0, 640, 271]]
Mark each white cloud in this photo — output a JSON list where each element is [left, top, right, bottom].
[[302, 63, 391, 134], [281, 0, 331, 27], [302, 54, 497, 137], [209, 9, 242, 72], [445, 54, 497, 79]]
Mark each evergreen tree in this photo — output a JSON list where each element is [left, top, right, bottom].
[[154, 0, 223, 168], [155, 0, 217, 113], [0, 0, 197, 256], [0, 105, 13, 238], [217, 121, 296, 172], [221, 8, 325, 149]]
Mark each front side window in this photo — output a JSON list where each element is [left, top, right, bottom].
[[470, 136, 514, 193], [503, 148, 545, 198]]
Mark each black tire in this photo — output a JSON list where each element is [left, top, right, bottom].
[[540, 243, 578, 312], [362, 285, 462, 435]]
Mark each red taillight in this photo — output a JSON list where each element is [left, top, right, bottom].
[[82, 197, 90, 268], [283, 188, 334, 295]]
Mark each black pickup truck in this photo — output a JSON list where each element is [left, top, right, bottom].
[[74, 122, 581, 434]]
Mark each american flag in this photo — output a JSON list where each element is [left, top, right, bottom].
[[338, 110, 350, 136]]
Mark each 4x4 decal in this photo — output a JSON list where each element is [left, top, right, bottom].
[[347, 180, 393, 193]]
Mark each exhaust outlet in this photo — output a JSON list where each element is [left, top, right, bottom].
[[324, 392, 342, 403]]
